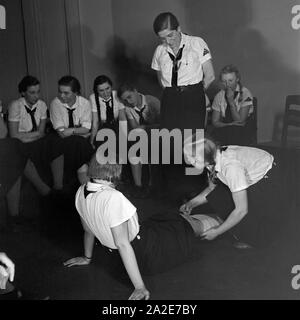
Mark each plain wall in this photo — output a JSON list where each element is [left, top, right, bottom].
[[22, 0, 70, 105], [0, 0, 27, 110], [75, 0, 115, 96]]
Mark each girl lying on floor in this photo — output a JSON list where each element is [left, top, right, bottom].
[[180, 135, 283, 247], [63, 149, 220, 300]]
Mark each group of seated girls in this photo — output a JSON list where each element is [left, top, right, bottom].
[[0, 73, 163, 228]]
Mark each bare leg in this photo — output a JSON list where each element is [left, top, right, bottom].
[[50, 155, 64, 190], [6, 177, 21, 217], [77, 164, 89, 185], [131, 163, 143, 187], [23, 160, 51, 196]]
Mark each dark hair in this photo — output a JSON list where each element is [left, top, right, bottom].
[[153, 12, 179, 34], [58, 76, 81, 94], [18, 76, 40, 93], [117, 83, 136, 100], [88, 154, 122, 183], [93, 75, 113, 122]]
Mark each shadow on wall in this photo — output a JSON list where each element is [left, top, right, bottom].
[[184, 0, 300, 142], [68, 24, 161, 99], [66, 24, 115, 97], [106, 35, 161, 97]]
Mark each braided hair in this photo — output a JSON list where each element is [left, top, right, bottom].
[[92, 75, 113, 126]]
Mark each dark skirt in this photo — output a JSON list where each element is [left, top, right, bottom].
[[102, 212, 196, 277], [205, 161, 285, 245], [210, 122, 255, 146], [18, 133, 64, 184], [61, 135, 94, 183], [0, 138, 27, 198], [159, 83, 206, 186], [161, 82, 206, 131]]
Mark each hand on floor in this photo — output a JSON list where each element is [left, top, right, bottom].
[[128, 286, 150, 300], [63, 256, 91, 267]]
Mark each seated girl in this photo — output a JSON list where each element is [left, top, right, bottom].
[[89, 75, 127, 149], [1, 114, 60, 230], [64, 149, 213, 300], [117, 83, 161, 198], [50, 76, 94, 187], [211, 65, 255, 146], [8, 76, 64, 195]]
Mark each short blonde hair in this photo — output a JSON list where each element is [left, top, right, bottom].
[[88, 153, 122, 182]]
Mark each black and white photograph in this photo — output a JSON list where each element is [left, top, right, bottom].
[[0, 0, 300, 310]]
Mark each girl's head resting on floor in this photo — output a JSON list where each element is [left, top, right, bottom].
[[88, 149, 122, 183]]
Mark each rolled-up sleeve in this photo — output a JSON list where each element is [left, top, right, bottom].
[[197, 38, 212, 65], [8, 100, 21, 122]]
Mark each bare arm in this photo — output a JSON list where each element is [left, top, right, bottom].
[[118, 109, 128, 141], [202, 60, 215, 90], [90, 111, 99, 145], [226, 89, 251, 124], [73, 126, 90, 136], [63, 218, 95, 267], [111, 220, 150, 300], [8, 120, 45, 143], [156, 71, 165, 89], [56, 126, 89, 139], [180, 178, 216, 215], [202, 189, 248, 240], [212, 110, 232, 128]]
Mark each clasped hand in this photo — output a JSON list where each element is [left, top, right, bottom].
[[179, 201, 193, 215]]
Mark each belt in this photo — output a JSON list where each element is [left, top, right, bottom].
[[166, 82, 203, 92]]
